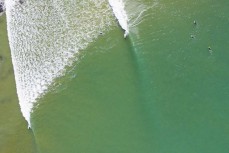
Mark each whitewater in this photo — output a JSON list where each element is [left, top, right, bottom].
[[5, 0, 129, 128], [108, 0, 129, 38]]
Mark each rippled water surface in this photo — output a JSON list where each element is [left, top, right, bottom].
[[1, 0, 229, 153]]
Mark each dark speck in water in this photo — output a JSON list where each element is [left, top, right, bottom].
[[190, 35, 195, 38], [0, 3, 3, 13], [0, 55, 3, 61], [194, 20, 197, 25], [19, 0, 24, 4]]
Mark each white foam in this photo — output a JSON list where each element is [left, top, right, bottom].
[[5, 0, 115, 128], [108, 0, 129, 38]]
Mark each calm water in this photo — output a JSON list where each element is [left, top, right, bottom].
[[1, 0, 229, 153]]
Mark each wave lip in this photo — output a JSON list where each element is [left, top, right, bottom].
[[108, 0, 129, 38]]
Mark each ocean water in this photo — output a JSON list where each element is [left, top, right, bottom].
[[1, 0, 229, 153]]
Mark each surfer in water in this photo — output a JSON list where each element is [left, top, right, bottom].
[[0, 2, 4, 13], [191, 35, 195, 38], [124, 31, 128, 39], [194, 20, 197, 25], [19, 0, 24, 4], [208, 46, 213, 54]]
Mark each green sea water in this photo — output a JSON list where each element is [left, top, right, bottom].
[[1, 0, 229, 153]]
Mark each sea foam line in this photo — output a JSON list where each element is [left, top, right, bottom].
[[108, 0, 129, 38], [5, 0, 115, 128]]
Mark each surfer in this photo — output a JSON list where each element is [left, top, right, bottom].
[[0, 2, 3, 13], [194, 20, 197, 25], [19, 0, 24, 4], [208, 46, 213, 54], [190, 35, 195, 38], [124, 31, 128, 39]]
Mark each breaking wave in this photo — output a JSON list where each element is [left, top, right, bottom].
[[5, 0, 152, 129], [5, 0, 116, 128]]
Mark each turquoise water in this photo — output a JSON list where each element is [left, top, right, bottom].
[[1, 0, 229, 153]]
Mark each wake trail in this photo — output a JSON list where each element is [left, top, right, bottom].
[[108, 0, 150, 104], [110, 0, 159, 102]]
